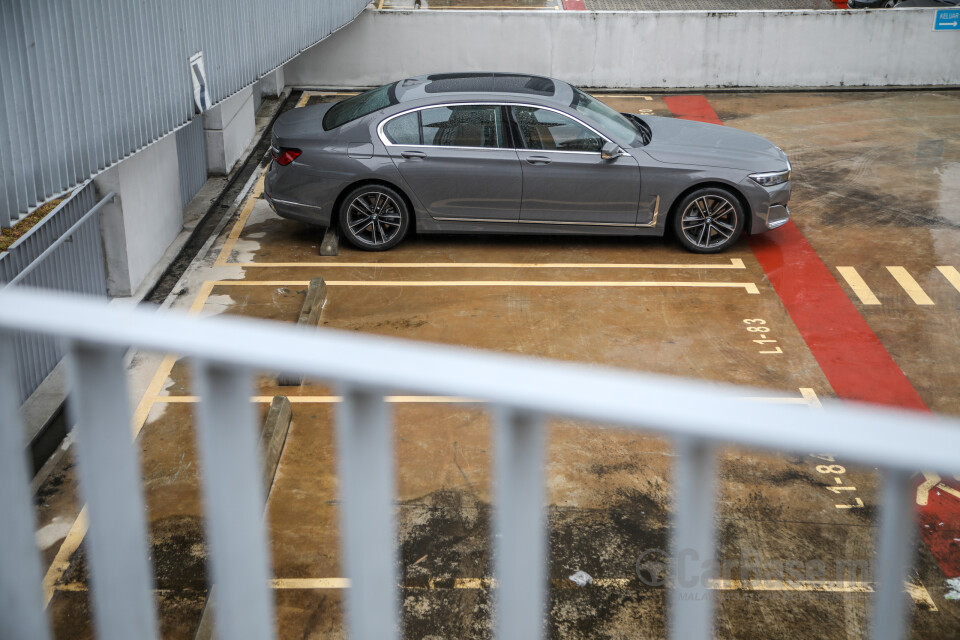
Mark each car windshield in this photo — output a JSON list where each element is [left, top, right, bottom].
[[570, 88, 643, 146], [323, 83, 399, 130]]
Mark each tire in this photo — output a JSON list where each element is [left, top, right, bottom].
[[338, 184, 410, 251], [672, 187, 745, 254]]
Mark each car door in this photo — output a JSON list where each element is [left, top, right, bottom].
[[510, 106, 641, 226], [381, 104, 522, 222]]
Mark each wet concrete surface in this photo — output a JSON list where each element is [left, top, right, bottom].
[[33, 89, 960, 638]]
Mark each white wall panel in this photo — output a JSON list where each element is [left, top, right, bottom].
[[286, 9, 960, 90]]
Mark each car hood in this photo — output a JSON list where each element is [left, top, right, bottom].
[[272, 102, 336, 144], [634, 115, 788, 172]]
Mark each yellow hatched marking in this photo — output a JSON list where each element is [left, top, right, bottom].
[[232, 258, 748, 269], [836, 267, 880, 305], [886, 266, 934, 305], [799, 388, 823, 409], [215, 173, 265, 266], [937, 266, 960, 293]]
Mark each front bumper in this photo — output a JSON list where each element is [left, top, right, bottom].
[[762, 204, 790, 230]]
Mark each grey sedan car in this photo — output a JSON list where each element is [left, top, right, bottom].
[[264, 73, 791, 253]]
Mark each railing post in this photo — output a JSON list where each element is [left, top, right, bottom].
[[669, 437, 716, 640], [0, 332, 52, 640], [192, 361, 276, 640], [336, 385, 399, 640], [66, 341, 159, 640], [493, 408, 546, 640], [871, 469, 915, 640]]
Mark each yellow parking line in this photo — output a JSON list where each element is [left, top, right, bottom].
[[215, 173, 265, 266], [231, 258, 747, 270], [48, 577, 936, 607], [154, 395, 480, 404], [206, 279, 759, 293], [937, 266, 960, 293], [886, 267, 934, 305], [153, 389, 815, 405], [42, 509, 88, 606], [836, 267, 880, 305], [296, 92, 310, 108]]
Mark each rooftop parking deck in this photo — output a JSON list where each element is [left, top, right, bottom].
[[27, 87, 960, 639]]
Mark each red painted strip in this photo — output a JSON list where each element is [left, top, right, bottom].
[[748, 224, 928, 409], [664, 94, 960, 578], [561, 0, 586, 9]]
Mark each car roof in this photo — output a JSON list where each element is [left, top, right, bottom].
[[392, 73, 575, 107]]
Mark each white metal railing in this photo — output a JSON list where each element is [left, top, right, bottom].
[[1, 287, 959, 640]]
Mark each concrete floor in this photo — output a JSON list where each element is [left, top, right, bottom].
[[33, 89, 960, 638]]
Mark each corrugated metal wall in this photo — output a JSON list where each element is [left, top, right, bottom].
[[0, 182, 107, 403], [0, 0, 369, 228], [175, 118, 208, 211]]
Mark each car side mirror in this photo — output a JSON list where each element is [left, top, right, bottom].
[[600, 142, 624, 160]]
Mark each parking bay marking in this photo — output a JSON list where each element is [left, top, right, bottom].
[[208, 279, 761, 293], [151, 388, 822, 406], [33, 274, 771, 605], [49, 577, 936, 608], [232, 258, 748, 269]]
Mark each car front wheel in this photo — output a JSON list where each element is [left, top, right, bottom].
[[338, 185, 410, 251], [673, 188, 745, 254]]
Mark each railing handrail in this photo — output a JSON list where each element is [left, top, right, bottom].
[[2, 192, 115, 288], [1, 287, 957, 473]]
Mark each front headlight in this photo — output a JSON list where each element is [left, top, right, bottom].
[[749, 169, 791, 187]]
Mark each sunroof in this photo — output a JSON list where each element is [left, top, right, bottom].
[[424, 73, 555, 97]]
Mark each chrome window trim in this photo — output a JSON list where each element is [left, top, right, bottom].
[[376, 101, 613, 153]]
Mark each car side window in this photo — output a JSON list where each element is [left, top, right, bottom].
[[420, 105, 504, 149], [511, 106, 604, 153], [383, 112, 421, 145]]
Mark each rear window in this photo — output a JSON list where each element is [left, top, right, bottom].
[[323, 83, 399, 131]]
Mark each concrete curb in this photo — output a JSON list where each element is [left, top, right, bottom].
[[193, 394, 293, 640], [278, 277, 327, 386]]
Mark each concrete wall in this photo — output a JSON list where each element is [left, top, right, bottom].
[[94, 134, 183, 296], [285, 8, 960, 89], [204, 85, 256, 175]]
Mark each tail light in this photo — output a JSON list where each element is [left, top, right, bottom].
[[272, 147, 301, 166]]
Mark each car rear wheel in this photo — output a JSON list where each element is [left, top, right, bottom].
[[673, 187, 745, 254], [339, 185, 410, 251]]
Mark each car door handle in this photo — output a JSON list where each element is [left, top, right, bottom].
[[525, 155, 552, 165], [401, 150, 427, 159]]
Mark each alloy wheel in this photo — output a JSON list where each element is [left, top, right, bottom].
[[679, 195, 739, 251], [345, 191, 403, 247]]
